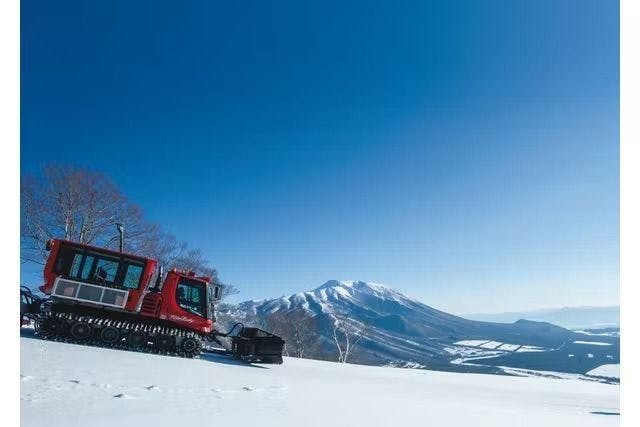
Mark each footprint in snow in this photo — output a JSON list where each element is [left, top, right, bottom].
[[241, 385, 286, 393], [113, 393, 135, 399], [91, 383, 112, 389], [209, 389, 224, 399], [145, 385, 160, 391], [68, 379, 80, 384], [211, 388, 237, 394]]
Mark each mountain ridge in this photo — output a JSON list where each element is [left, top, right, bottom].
[[465, 305, 620, 329], [217, 280, 619, 374]]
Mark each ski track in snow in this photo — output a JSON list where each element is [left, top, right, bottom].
[[21, 337, 619, 427]]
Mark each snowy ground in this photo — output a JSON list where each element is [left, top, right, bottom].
[[454, 339, 547, 353], [573, 341, 613, 346], [574, 330, 620, 338], [587, 364, 620, 379], [21, 336, 619, 427]]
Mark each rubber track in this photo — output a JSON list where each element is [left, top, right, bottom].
[[35, 312, 204, 358]]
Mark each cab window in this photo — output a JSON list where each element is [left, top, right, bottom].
[[56, 246, 84, 277], [176, 281, 206, 317], [54, 243, 146, 290], [69, 254, 82, 277], [122, 264, 143, 289], [94, 257, 118, 284], [80, 255, 95, 280]]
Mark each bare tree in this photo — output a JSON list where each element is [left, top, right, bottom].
[[267, 310, 318, 358], [138, 230, 211, 275], [20, 165, 236, 296], [137, 230, 238, 298], [21, 165, 152, 264], [331, 314, 365, 363], [218, 283, 240, 300]]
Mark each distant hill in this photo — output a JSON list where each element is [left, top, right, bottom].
[[464, 306, 619, 330], [218, 280, 620, 374]]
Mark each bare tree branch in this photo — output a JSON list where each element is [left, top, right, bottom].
[[267, 310, 318, 358], [331, 314, 366, 363], [20, 165, 234, 296]]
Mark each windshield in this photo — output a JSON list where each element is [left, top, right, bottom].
[[176, 280, 207, 318]]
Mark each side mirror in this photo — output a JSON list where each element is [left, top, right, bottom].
[[214, 285, 222, 300], [45, 240, 53, 251]]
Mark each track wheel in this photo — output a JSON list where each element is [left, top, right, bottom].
[[70, 322, 92, 340], [181, 337, 202, 358], [127, 331, 147, 348], [157, 334, 175, 350], [100, 326, 120, 344], [41, 317, 65, 337]]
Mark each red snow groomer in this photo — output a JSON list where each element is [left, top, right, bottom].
[[20, 238, 284, 363]]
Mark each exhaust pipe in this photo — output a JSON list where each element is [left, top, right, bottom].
[[116, 223, 125, 253], [151, 265, 164, 292]]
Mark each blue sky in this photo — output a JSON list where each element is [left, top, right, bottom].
[[21, 0, 619, 314]]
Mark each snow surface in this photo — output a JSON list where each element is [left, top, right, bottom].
[[573, 341, 613, 346], [575, 330, 620, 337], [454, 339, 490, 346], [498, 367, 614, 383], [479, 340, 503, 349], [454, 340, 547, 354], [496, 343, 520, 351], [21, 337, 619, 427], [587, 364, 620, 380], [516, 345, 546, 353]]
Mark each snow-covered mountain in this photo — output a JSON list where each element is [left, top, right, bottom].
[[222, 280, 618, 373]]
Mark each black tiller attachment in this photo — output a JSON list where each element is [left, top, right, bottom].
[[206, 322, 285, 364]]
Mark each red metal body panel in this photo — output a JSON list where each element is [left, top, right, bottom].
[[156, 271, 213, 334], [40, 239, 214, 335], [41, 240, 62, 292], [139, 292, 163, 318]]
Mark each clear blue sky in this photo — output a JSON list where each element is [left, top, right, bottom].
[[21, 0, 619, 314]]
